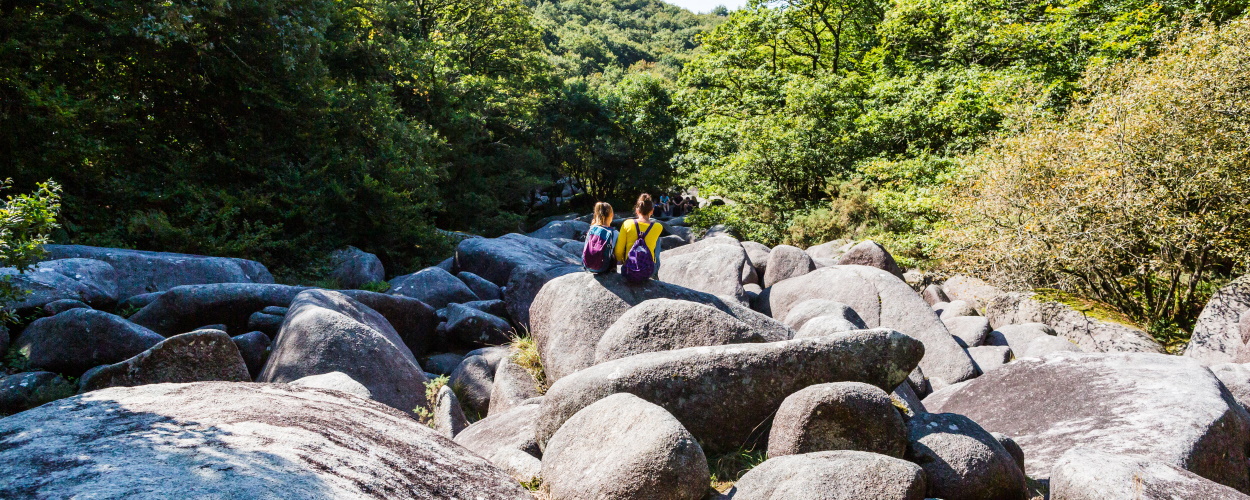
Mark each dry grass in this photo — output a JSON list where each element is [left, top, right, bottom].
[[509, 332, 548, 394]]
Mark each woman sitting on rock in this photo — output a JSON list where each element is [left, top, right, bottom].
[[581, 202, 618, 273], [615, 193, 662, 283]]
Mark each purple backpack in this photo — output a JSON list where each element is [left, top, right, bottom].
[[582, 225, 616, 273], [622, 221, 659, 283]]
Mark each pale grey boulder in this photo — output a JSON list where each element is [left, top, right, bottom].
[[1050, 448, 1250, 500], [0, 371, 74, 415], [986, 322, 1056, 353], [2, 257, 119, 312], [905, 412, 1028, 500], [0, 382, 530, 499], [454, 234, 582, 328], [450, 354, 495, 418], [703, 224, 736, 240], [488, 358, 541, 416], [804, 239, 854, 261], [389, 266, 479, 309], [782, 299, 866, 332], [922, 283, 950, 306], [542, 393, 708, 500], [528, 219, 590, 240], [927, 351, 1250, 491], [657, 242, 750, 304], [796, 315, 867, 338], [944, 315, 991, 347], [80, 330, 250, 392], [538, 329, 923, 454], [1186, 275, 1250, 364], [767, 382, 907, 458], [289, 371, 373, 399], [835, 240, 904, 279], [442, 303, 512, 348], [231, 331, 270, 379], [44, 244, 273, 300], [732, 450, 927, 500], [328, 246, 384, 289], [529, 272, 794, 382], [992, 432, 1026, 473], [454, 401, 543, 480], [127, 283, 438, 356], [741, 241, 771, 277], [661, 235, 740, 259], [966, 345, 1013, 374], [987, 292, 1162, 353], [760, 265, 976, 387], [763, 245, 816, 287], [1021, 335, 1083, 357], [1211, 363, 1250, 414], [457, 271, 502, 301], [594, 298, 783, 364], [258, 289, 429, 414], [918, 379, 970, 409], [892, 381, 926, 416], [941, 275, 1002, 313], [433, 384, 469, 438], [15, 309, 165, 376], [936, 299, 978, 319]]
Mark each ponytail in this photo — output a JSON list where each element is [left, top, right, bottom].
[[592, 202, 614, 227], [635, 193, 654, 217]]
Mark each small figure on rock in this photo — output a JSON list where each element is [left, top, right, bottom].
[[615, 194, 663, 283], [582, 202, 618, 274]]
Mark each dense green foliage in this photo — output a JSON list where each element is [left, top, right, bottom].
[[0, 180, 61, 324]]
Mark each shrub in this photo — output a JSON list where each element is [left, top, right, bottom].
[[413, 375, 450, 428], [0, 180, 61, 325]]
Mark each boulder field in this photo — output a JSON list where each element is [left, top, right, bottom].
[[1, 230, 1246, 499]]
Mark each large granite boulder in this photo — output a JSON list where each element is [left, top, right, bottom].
[[594, 298, 785, 364], [905, 412, 1028, 500], [782, 299, 867, 332], [741, 241, 771, 277], [44, 244, 273, 300], [944, 315, 991, 347], [289, 371, 373, 399], [433, 384, 469, 438], [258, 289, 430, 414], [529, 272, 793, 382], [1185, 275, 1250, 364], [0, 371, 75, 415], [1050, 447, 1250, 500], [328, 246, 384, 289], [2, 258, 119, 311], [986, 292, 1163, 353], [14, 309, 164, 376], [0, 382, 530, 498], [450, 354, 496, 417], [442, 303, 512, 348], [455, 234, 583, 329], [457, 271, 502, 301], [454, 401, 543, 482], [80, 330, 250, 392], [389, 267, 479, 309], [760, 265, 976, 386], [541, 393, 708, 500], [127, 283, 437, 356], [528, 219, 590, 240], [927, 351, 1250, 491], [803, 239, 854, 261], [231, 331, 271, 379], [767, 382, 906, 458], [537, 329, 923, 454], [732, 450, 927, 500], [835, 240, 904, 279], [657, 242, 750, 303], [488, 358, 540, 416], [941, 275, 1003, 313], [763, 245, 816, 287]]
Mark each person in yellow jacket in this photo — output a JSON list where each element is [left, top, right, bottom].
[[614, 193, 663, 276]]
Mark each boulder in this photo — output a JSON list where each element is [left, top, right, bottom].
[[528, 219, 590, 240], [44, 244, 273, 300], [796, 315, 868, 338], [14, 309, 165, 376], [987, 292, 1163, 353], [922, 284, 950, 306], [424, 352, 465, 376], [1, 258, 118, 311], [1186, 275, 1250, 364], [941, 275, 1003, 313], [541, 393, 708, 500], [993, 432, 1026, 473], [803, 239, 854, 261], [927, 351, 1250, 490], [117, 291, 164, 312], [741, 241, 771, 277], [501, 263, 582, 330], [732, 450, 927, 500], [289, 371, 373, 399], [442, 303, 512, 348], [782, 299, 866, 332], [760, 266, 976, 387], [892, 381, 926, 416], [454, 401, 543, 480], [258, 289, 429, 414], [246, 310, 283, 337], [936, 299, 978, 319], [488, 358, 541, 416], [657, 243, 749, 303], [457, 271, 502, 301], [1051, 447, 1250, 500], [538, 329, 923, 454], [835, 240, 904, 279], [703, 224, 736, 240], [658, 235, 687, 251], [594, 298, 784, 364], [127, 283, 437, 357], [80, 330, 251, 392], [1021, 335, 1083, 358], [328, 246, 384, 289], [450, 354, 495, 418], [0, 371, 74, 415], [986, 323, 1056, 353], [905, 412, 1028, 500], [42, 298, 90, 315], [763, 245, 816, 287], [966, 345, 1013, 374], [944, 315, 991, 347], [1211, 363, 1250, 414], [460, 299, 509, 319], [530, 272, 794, 382], [661, 235, 740, 259], [436, 256, 456, 273], [433, 384, 469, 438], [454, 233, 581, 288], [767, 382, 906, 458], [0, 382, 530, 498], [389, 267, 479, 309]]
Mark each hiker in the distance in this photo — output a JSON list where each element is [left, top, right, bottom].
[[658, 193, 672, 217], [615, 193, 662, 283], [581, 201, 618, 273]]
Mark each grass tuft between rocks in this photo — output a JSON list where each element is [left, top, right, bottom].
[[707, 446, 766, 493], [509, 332, 547, 394], [412, 375, 448, 428]]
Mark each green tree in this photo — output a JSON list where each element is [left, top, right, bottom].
[[0, 180, 61, 325]]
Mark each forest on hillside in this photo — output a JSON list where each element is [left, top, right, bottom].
[[3, 0, 1250, 343]]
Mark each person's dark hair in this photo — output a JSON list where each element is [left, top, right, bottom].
[[635, 193, 654, 216]]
